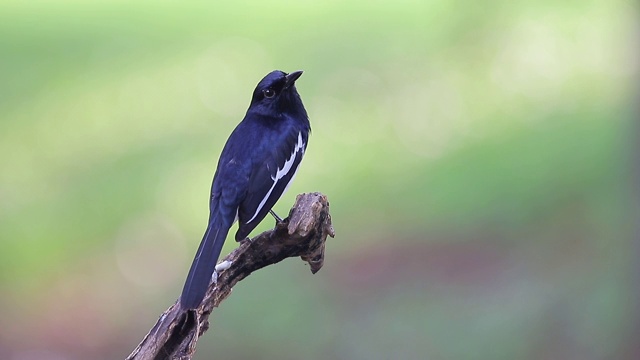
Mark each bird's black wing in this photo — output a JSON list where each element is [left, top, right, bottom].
[[235, 130, 307, 240]]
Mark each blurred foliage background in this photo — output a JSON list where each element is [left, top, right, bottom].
[[0, 0, 637, 359]]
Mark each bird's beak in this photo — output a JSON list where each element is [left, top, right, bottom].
[[284, 70, 303, 88]]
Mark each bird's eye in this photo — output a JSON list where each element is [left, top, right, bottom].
[[263, 88, 276, 98]]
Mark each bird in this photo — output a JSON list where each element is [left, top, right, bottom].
[[179, 70, 311, 309]]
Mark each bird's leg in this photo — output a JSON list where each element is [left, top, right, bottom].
[[269, 209, 284, 224]]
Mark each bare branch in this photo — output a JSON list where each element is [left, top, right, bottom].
[[126, 192, 335, 360]]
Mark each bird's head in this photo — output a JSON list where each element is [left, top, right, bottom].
[[248, 70, 307, 119]]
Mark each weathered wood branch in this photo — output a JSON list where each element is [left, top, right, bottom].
[[126, 192, 335, 360]]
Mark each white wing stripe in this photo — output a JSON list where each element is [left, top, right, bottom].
[[247, 132, 305, 223]]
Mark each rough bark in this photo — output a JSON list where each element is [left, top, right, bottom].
[[125, 192, 334, 360]]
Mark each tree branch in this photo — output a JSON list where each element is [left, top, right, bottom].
[[125, 192, 335, 360]]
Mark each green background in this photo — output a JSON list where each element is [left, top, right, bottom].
[[0, 1, 637, 359]]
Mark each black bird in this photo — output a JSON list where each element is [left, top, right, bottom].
[[180, 70, 310, 309]]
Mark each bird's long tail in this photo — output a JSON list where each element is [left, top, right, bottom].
[[180, 213, 231, 309]]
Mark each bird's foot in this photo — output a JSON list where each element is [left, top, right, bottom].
[[269, 209, 283, 223], [269, 209, 285, 224]]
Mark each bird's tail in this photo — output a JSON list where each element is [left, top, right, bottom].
[[180, 214, 231, 309]]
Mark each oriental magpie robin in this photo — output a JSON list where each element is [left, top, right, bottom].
[[180, 70, 310, 309]]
